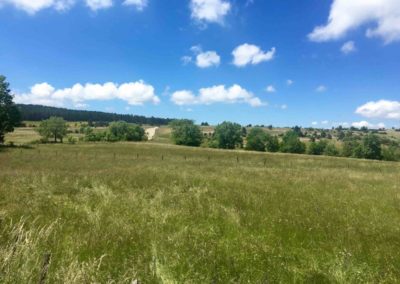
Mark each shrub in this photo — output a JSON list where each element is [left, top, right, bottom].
[[214, 121, 243, 149], [170, 119, 203, 147], [323, 143, 339, 156], [307, 140, 328, 155], [280, 131, 306, 154], [245, 127, 267, 152], [265, 134, 280, 152], [362, 134, 382, 160]]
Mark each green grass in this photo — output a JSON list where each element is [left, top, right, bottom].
[[1, 142, 400, 283]]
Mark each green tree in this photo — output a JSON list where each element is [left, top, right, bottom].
[[214, 121, 243, 149], [37, 117, 68, 143], [170, 119, 203, 147], [280, 130, 306, 154], [362, 134, 382, 160], [245, 127, 267, 152], [0, 76, 21, 144], [323, 143, 339, 156], [108, 121, 146, 142], [307, 140, 328, 155], [265, 134, 280, 152]]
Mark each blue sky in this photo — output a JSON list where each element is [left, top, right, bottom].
[[1, 0, 399, 128]]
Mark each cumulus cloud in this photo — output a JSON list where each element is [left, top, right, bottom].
[[13, 80, 160, 107], [0, 0, 149, 13], [265, 85, 276, 93], [85, 0, 112, 10], [308, 0, 400, 44], [355, 100, 400, 120], [0, 0, 75, 13], [352, 121, 386, 129], [182, 45, 221, 68], [190, 0, 231, 25], [196, 51, 220, 68], [311, 121, 318, 126], [341, 41, 356, 54], [171, 84, 264, 107], [122, 0, 147, 10], [287, 79, 294, 86], [232, 44, 276, 67]]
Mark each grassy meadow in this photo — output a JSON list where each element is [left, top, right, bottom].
[[1, 142, 400, 283]]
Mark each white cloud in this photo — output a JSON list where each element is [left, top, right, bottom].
[[232, 44, 276, 67], [14, 80, 160, 107], [170, 90, 197, 106], [355, 100, 400, 120], [196, 51, 220, 68], [265, 85, 276, 93], [0, 0, 75, 13], [352, 121, 386, 129], [122, 0, 147, 10], [85, 0, 112, 10], [341, 41, 356, 54], [190, 0, 231, 25], [171, 84, 265, 107], [308, 0, 400, 44], [312, 121, 318, 126], [280, 104, 287, 110], [183, 45, 221, 68], [316, 85, 327, 92], [287, 79, 293, 86], [0, 0, 149, 13], [321, 120, 329, 125]]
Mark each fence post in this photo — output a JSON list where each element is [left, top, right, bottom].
[[162, 155, 164, 161], [264, 158, 267, 166]]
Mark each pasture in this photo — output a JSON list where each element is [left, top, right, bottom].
[[1, 142, 400, 283]]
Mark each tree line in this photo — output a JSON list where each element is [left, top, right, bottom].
[[17, 104, 173, 126], [170, 120, 400, 162]]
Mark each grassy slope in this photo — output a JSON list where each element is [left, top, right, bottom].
[[1, 143, 400, 283]]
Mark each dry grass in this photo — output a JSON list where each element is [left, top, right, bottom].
[[1, 143, 400, 283]]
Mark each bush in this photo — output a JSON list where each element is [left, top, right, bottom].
[[323, 143, 339, 156], [214, 121, 243, 149], [280, 131, 306, 154], [362, 134, 382, 160], [170, 119, 203, 147], [245, 127, 267, 152], [265, 134, 280, 152], [108, 121, 145, 142], [307, 140, 328, 155], [382, 146, 400, 161]]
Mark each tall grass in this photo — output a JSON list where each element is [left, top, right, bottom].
[[1, 143, 400, 282]]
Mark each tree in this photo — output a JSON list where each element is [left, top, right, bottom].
[[214, 121, 243, 149], [362, 133, 382, 160], [245, 127, 267, 151], [280, 130, 306, 154], [265, 134, 280, 152], [170, 119, 203, 147], [323, 143, 339, 156], [0, 76, 21, 144], [307, 140, 328, 155], [37, 116, 68, 142], [108, 121, 146, 142]]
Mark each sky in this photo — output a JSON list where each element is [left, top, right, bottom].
[[0, 0, 399, 128]]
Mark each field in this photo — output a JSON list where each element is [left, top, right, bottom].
[[1, 142, 400, 283]]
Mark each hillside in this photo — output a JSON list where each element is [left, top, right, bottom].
[[17, 104, 174, 125]]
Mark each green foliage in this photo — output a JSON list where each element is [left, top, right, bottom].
[[0, 75, 21, 143], [308, 140, 328, 155], [265, 134, 280, 152], [362, 134, 382, 160], [83, 121, 145, 142], [214, 121, 243, 149], [108, 121, 146, 142], [170, 119, 203, 147], [280, 130, 306, 154], [37, 116, 68, 143], [323, 143, 340, 156], [245, 127, 267, 151], [382, 145, 400, 161]]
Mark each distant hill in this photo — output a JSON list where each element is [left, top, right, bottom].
[[17, 104, 174, 126]]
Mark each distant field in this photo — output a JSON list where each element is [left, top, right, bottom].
[[1, 143, 400, 283]]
